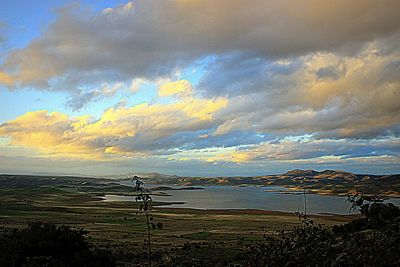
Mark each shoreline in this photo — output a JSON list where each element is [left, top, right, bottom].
[[155, 207, 359, 220]]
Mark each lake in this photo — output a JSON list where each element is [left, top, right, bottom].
[[104, 185, 400, 215]]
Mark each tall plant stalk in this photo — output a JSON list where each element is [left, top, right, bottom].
[[303, 178, 307, 218], [132, 177, 153, 267]]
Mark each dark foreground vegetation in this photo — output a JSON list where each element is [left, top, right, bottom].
[[1, 194, 400, 266], [0, 222, 116, 267], [248, 195, 400, 266]]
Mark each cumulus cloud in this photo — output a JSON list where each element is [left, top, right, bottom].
[[209, 137, 400, 163], [1, 0, 399, 90], [0, 86, 228, 159], [1, 1, 399, 131], [0, 0, 399, 172], [213, 46, 400, 139]]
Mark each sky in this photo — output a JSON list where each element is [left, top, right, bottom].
[[0, 0, 399, 176]]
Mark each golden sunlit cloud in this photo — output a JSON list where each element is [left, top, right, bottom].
[[158, 80, 193, 97], [0, 82, 228, 160]]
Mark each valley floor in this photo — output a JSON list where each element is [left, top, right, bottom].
[[0, 184, 356, 266]]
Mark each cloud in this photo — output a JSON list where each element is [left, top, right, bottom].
[[213, 46, 400, 139], [210, 137, 400, 163], [159, 80, 192, 97], [1, 44, 399, 166], [0, 71, 15, 86], [130, 78, 146, 93], [315, 66, 342, 80], [0, 1, 398, 137], [0, 20, 7, 46], [197, 54, 302, 97], [0, 86, 228, 159], [66, 82, 124, 110], [1, 0, 399, 90], [0, 0, 399, 174]]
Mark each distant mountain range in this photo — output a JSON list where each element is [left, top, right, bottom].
[[1, 169, 399, 197], [102, 172, 181, 180], [114, 169, 400, 197]]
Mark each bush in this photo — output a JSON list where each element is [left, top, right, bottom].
[[247, 196, 400, 266], [0, 222, 116, 267]]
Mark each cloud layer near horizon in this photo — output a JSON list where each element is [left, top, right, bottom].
[[0, 82, 227, 159], [0, 0, 399, 174]]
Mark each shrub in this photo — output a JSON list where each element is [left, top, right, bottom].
[[247, 195, 400, 266], [0, 222, 116, 267]]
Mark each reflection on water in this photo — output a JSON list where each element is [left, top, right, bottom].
[[104, 185, 400, 215]]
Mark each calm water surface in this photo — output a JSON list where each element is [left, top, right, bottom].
[[104, 185, 400, 215]]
